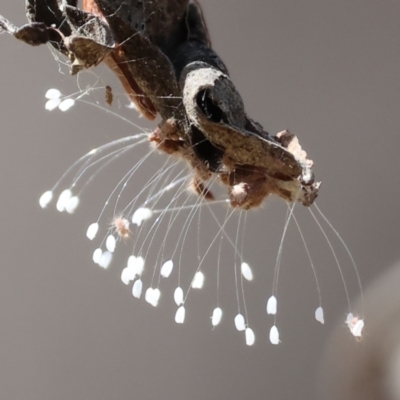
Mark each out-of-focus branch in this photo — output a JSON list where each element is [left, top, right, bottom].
[[320, 260, 400, 400]]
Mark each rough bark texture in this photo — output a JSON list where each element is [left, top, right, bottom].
[[0, 0, 320, 208]]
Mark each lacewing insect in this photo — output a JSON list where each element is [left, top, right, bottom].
[[0, 0, 364, 345]]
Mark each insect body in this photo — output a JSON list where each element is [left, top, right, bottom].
[[109, 216, 131, 240]]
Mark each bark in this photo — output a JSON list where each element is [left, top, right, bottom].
[[0, 0, 320, 208]]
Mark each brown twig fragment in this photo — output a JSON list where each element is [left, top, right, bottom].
[[0, 0, 320, 209]]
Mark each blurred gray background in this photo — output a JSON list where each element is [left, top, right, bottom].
[[1, 1, 400, 399]]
